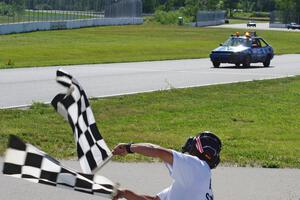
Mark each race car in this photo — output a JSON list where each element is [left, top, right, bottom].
[[247, 20, 256, 27], [209, 32, 274, 68], [286, 22, 300, 30]]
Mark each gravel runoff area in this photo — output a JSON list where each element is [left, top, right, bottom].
[[0, 158, 299, 200], [210, 23, 300, 32]]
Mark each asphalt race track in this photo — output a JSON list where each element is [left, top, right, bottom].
[[211, 23, 300, 32], [1, 54, 300, 109]]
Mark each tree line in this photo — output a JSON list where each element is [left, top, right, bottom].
[[0, 0, 299, 22], [0, 0, 106, 11], [143, 0, 300, 15]]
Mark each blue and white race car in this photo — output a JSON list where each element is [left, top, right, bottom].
[[210, 32, 274, 68]]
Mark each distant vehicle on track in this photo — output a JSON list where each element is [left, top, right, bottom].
[[209, 32, 274, 68], [247, 20, 256, 27], [286, 22, 300, 30]]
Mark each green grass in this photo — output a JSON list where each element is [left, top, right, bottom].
[[1, 24, 300, 68], [228, 18, 268, 24], [0, 76, 300, 168], [231, 11, 270, 21]]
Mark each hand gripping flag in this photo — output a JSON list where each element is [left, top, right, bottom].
[[2, 135, 117, 198], [51, 69, 112, 173]]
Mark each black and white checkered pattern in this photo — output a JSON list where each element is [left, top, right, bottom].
[[2, 135, 117, 198], [51, 69, 112, 173]]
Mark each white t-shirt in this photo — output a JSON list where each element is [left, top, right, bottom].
[[157, 150, 213, 200]]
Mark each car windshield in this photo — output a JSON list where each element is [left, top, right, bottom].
[[223, 37, 251, 47]]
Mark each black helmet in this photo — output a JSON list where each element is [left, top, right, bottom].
[[182, 131, 222, 169]]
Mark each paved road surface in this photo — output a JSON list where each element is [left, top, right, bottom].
[[211, 23, 300, 32], [0, 159, 299, 200], [1, 54, 300, 109]]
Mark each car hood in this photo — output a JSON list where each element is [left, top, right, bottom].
[[212, 45, 249, 53]]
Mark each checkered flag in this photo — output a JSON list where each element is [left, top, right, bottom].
[[2, 135, 117, 199], [51, 69, 112, 173]]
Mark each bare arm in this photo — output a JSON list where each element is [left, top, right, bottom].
[[112, 143, 173, 165], [113, 189, 160, 200], [112, 143, 172, 199]]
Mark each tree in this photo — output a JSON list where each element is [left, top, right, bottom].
[[276, 0, 300, 23], [143, 0, 158, 13], [223, 0, 239, 16], [206, 0, 220, 10], [239, 0, 255, 12], [255, 0, 276, 12], [184, 0, 207, 19]]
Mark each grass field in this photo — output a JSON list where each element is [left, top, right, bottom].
[[0, 76, 299, 168], [1, 24, 300, 68]]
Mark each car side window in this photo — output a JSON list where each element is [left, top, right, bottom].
[[259, 39, 268, 48], [252, 39, 259, 48]]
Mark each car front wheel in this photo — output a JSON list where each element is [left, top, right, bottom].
[[212, 61, 220, 68], [263, 55, 271, 67]]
